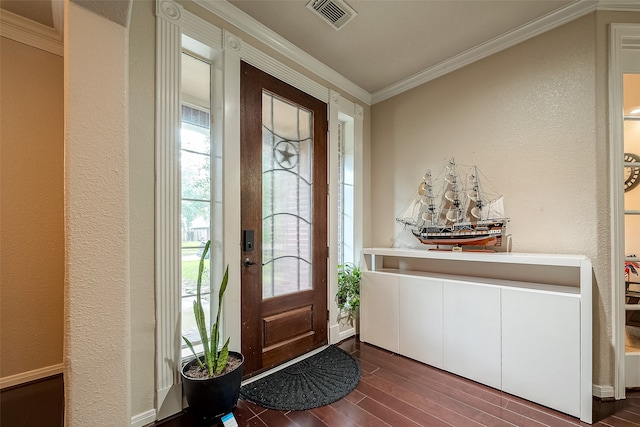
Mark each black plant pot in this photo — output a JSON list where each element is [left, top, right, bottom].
[[181, 352, 244, 422]]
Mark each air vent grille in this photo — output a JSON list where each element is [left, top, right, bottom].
[[306, 0, 357, 31]]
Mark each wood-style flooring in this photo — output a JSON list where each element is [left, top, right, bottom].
[[157, 337, 640, 427]]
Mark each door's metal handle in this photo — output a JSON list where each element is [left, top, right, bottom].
[[243, 258, 256, 267]]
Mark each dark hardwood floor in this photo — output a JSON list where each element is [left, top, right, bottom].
[[158, 337, 640, 427], [0, 374, 64, 427]]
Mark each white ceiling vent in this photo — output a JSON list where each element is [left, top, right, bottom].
[[306, 0, 357, 31]]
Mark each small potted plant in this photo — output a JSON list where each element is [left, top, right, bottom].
[[181, 240, 244, 421], [336, 263, 361, 327]]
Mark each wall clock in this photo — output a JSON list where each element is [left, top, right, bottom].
[[625, 152, 640, 192]]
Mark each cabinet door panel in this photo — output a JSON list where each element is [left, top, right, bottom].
[[399, 276, 443, 368], [361, 272, 398, 352], [443, 281, 501, 389], [502, 288, 580, 417]]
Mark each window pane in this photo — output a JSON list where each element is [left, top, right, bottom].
[[338, 117, 355, 266], [181, 151, 210, 200], [181, 50, 216, 355], [182, 200, 210, 242], [182, 294, 210, 345], [182, 247, 210, 295]]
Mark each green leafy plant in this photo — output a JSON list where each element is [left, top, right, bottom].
[[336, 263, 361, 323], [182, 240, 230, 377]]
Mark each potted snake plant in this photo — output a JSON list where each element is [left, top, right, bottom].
[[181, 240, 244, 421]]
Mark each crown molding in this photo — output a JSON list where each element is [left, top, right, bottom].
[[597, 0, 640, 12], [372, 0, 602, 103], [193, 0, 372, 105], [0, 8, 63, 56]]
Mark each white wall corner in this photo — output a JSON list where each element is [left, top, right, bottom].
[[592, 383, 615, 399], [131, 409, 157, 427]]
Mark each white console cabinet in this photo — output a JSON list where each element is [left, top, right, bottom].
[[360, 248, 592, 424], [398, 276, 443, 369]]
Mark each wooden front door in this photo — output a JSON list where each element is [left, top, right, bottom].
[[240, 62, 328, 377]]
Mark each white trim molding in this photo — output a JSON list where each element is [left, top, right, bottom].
[[0, 363, 64, 390], [0, 8, 63, 56], [155, 0, 185, 419], [598, 0, 640, 12], [609, 22, 640, 401], [592, 384, 615, 400], [131, 409, 157, 427]]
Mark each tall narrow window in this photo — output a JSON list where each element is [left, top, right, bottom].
[[180, 52, 216, 354], [338, 114, 355, 265]]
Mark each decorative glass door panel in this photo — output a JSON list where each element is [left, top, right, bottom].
[[262, 92, 313, 298]]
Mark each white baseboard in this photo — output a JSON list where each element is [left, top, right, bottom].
[[0, 363, 64, 390], [131, 409, 156, 427], [592, 383, 615, 399], [338, 327, 356, 342], [329, 321, 357, 345]]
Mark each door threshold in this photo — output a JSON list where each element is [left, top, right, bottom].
[[241, 345, 328, 387]]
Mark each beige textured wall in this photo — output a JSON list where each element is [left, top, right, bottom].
[[372, 15, 598, 253], [129, 0, 156, 417], [371, 12, 640, 388], [64, 2, 131, 424], [0, 37, 64, 378]]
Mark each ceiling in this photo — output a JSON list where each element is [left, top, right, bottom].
[[4, 0, 635, 101], [0, 0, 53, 27], [227, 0, 576, 93]]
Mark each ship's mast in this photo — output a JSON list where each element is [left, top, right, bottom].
[[420, 170, 438, 226], [443, 158, 463, 224], [467, 165, 484, 221]]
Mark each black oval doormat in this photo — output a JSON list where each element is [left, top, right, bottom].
[[239, 345, 361, 411]]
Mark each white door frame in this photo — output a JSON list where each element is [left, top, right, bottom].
[[610, 23, 640, 400]]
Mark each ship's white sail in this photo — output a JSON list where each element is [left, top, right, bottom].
[[397, 196, 422, 226], [483, 195, 505, 221]]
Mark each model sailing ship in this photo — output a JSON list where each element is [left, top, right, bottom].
[[396, 158, 508, 248]]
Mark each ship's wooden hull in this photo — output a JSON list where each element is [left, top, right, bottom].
[[412, 222, 505, 247], [415, 234, 499, 246]]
